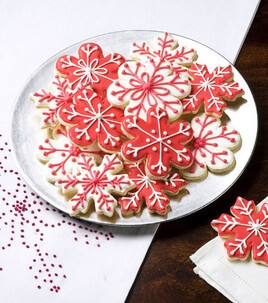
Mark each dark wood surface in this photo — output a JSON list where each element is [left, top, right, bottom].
[[126, 2, 268, 302]]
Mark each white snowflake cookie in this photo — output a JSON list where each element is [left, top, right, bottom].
[[56, 153, 135, 217], [29, 75, 74, 130], [107, 59, 191, 121], [36, 132, 103, 183], [130, 32, 197, 72], [180, 113, 241, 180]]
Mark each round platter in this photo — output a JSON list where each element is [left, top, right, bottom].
[[10, 30, 258, 226]]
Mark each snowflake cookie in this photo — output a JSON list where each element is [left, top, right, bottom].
[[56, 153, 135, 217], [30, 75, 74, 129], [180, 113, 241, 180], [56, 42, 125, 96], [130, 32, 197, 75], [107, 58, 191, 121], [119, 161, 188, 216], [121, 106, 193, 179], [211, 197, 268, 266], [181, 63, 244, 117], [37, 132, 103, 183], [58, 88, 125, 152]]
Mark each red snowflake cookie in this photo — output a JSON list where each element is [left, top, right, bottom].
[[180, 113, 241, 180], [30, 75, 75, 129], [119, 161, 187, 215], [212, 197, 268, 265], [182, 63, 244, 117], [56, 42, 125, 96], [58, 89, 125, 152], [121, 106, 193, 178], [56, 153, 134, 217]]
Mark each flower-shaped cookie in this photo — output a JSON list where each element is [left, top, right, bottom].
[[119, 161, 187, 216], [30, 75, 74, 129], [211, 197, 268, 265], [37, 133, 103, 183], [181, 63, 244, 117], [56, 42, 125, 96], [58, 89, 125, 152], [56, 153, 135, 217], [107, 59, 191, 121], [121, 106, 193, 178], [130, 32, 197, 74], [180, 113, 241, 180]]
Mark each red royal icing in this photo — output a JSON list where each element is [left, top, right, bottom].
[[121, 106, 193, 178], [119, 161, 187, 215], [58, 89, 125, 152], [211, 197, 268, 265], [56, 42, 125, 97], [182, 63, 244, 117]]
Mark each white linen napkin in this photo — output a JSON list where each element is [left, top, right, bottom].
[[0, 0, 260, 302], [191, 197, 268, 303]]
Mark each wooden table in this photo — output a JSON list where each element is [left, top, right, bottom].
[[127, 2, 268, 302]]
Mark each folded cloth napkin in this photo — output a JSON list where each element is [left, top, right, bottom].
[[191, 197, 268, 303]]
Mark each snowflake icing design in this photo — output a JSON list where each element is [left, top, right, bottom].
[[0, 134, 115, 292], [180, 113, 241, 180], [30, 75, 75, 129], [56, 153, 134, 217], [56, 42, 125, 96], [130, 32, 196, 75], [181, 63, 244, 117], [37, 132, 104, 183], [107, 59, 191, 121], [211, 197, 268, 265], [58, 89, 125, 152], [121, 106, 193, 178], [119, 161, 187, 215]]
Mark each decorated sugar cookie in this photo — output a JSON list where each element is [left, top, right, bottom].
[[37, 132, 103, 183], [119, 161, 188, 216], [107, 59, 191, 121], [130, 32, 197, 75], [121, 107, 193, 179], [182, 63, 244, 117], [30, 75, 74, 129], [56, 153, 135, 217], [211, 197, 268, 266], [180, 113, 241, 180], [56, 42, 125, 96], [58, 89, 125, 152]]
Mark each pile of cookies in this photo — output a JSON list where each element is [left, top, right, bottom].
[[30, 32, 244, 218]]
